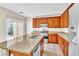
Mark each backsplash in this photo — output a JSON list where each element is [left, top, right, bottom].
[[33, 28, 68, 33]]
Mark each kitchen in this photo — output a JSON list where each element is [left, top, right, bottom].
[[0, 3, 78, 56]]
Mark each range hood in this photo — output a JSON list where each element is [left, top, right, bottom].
[[40, 24, 48, 27]]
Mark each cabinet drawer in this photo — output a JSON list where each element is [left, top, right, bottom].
[[51, 34, 58, 43]]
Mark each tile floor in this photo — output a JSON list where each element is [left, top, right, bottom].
[[42, 43, 63, 56]]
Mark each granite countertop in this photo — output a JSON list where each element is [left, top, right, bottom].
[[58, 33, 68, 41], [8, 35, 43, 53], [48, 32, 68, 41]]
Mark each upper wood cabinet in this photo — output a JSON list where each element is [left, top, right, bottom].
[[33, 18, 36, 28], [48, 17, 54, 28], [48, 17, 60, 28], [33, 18, 40, 28], [40, 18, 48, 24], [33, 11, 68, 28], [60, 11, 69, 28], [53, 17, 60, 28], [33, 18, 48, 28]]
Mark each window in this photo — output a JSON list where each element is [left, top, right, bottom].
[[8, 20, 13, 36]]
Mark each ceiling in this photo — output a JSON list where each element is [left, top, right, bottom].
[[0, 3, 70, 17]]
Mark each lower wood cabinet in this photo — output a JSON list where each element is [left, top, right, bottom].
[[48, 34, 58, 44], [9, 37, 44, 56], [63, 40, 69, 56], [58, 35, 69, 56], [9, 50, 32, 56], [40, 37, 44, 56]]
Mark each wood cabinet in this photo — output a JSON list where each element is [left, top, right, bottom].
[[60, 11, 69, 28], [48, 17, 60, 28], [33, 19, 35, 28], [58, 35, 64, 50], [63, 40, 69, 56], [48, 34, 52, 43], [58, 35, 69, 56], [9, 37, 44, 56], [33, 11, 68, 28], [9, 50, 32, 56], [40, 18, 48, 24], [40, 37, 44, 56], [48, 17, 54, 28], [53, 17, 60, 28], [33, 18, 48, 28], [33, 18, 40, 28], [48, 34, 58, 44]]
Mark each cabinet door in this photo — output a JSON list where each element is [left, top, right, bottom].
[[51, 34, 58, 44], [33, 18, 40, 28], [63, 40, 69, 56], [40, 37, 44, 56], [61, 11, 68, 28], [48, 34, 58, 44], [58, 35, 64, 44], [58, 35, 64, 53], [53, 17, 60, 28], [48, 34, 52, 43], [48, 17, 54, 28], [33, 19, 36, 28], [43, 18, 48, 24], [36, 19, 40, 28], [58, 35, 69, 56], [40, 18, 48, 24], [48, 17, 60, 28]]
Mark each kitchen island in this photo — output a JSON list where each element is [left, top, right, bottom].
[[0, 35, 44, 56], [8, 35, 44, 56]]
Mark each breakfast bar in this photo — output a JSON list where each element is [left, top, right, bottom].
[[8, 35, 44, 56]]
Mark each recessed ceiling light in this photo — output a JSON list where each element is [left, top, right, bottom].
[[19, 12, 24, 14], [53, 8, 57, 10]]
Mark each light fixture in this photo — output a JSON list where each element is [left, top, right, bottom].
[[19, 11, 24, 14]]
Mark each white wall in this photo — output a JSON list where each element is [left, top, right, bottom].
[[26, 17, 33, 34], [69, 3, 79, 56], [69, 42, 78, 56], [33, 28, 68, 33], [69, 4, 78, 41]]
